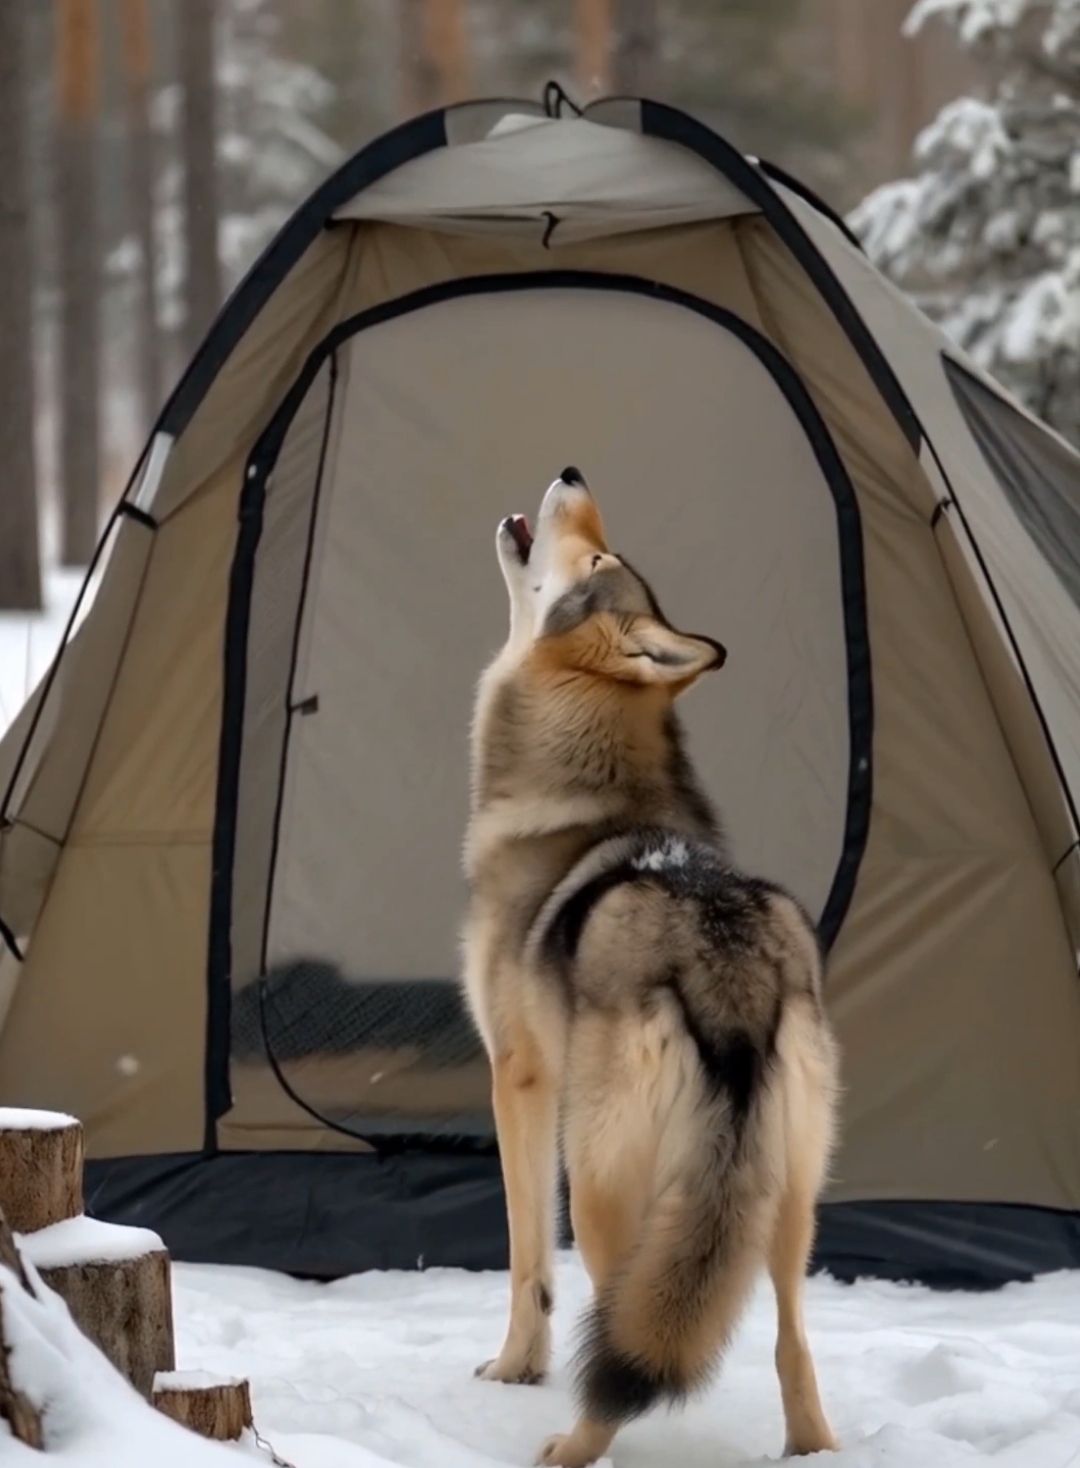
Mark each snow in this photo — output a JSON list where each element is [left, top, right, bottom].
[[849, 0, 1080, 444], [156, 1253, 1080, 1468], [154, 1369, 246, 1392], [632, 838, 690, 871], [0, 1261, 247, 1465], [19, 1215, 165, 1271], [0, 1107, 79, 1132], [8, 1227, 1080, 1466]]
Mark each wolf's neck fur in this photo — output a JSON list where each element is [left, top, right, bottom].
[[464, 666, 722, 902]]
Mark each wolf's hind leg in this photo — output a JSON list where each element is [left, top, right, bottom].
[[768, 1174, 838, 1456], [476, 1043, 559, 1385], [568, 1169, 642, 1294]]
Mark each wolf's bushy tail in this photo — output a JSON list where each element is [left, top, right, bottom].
[[574, 1091, 773, 1427]]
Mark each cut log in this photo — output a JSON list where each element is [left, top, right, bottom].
[[0, 1108, 83, 1234], [152, 1370, 253, 1440], [0, 1207, 43, 1448], [24, 1222, 176, 1399]]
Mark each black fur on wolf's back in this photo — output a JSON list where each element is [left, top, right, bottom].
[[540, 828, 786, 1124]]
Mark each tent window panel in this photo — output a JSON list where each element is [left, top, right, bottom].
[[943, 355, 1080, 615], [217, 276, 868, 1138]]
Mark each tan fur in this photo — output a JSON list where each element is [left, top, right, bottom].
[[461, 473, 840, 1465]]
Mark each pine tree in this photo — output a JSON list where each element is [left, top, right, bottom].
[[850, 0, 1080, 442]]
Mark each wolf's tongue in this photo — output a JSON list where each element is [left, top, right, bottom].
[[508, 515, 533, 556]]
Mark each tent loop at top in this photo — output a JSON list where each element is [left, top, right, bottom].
[[542, 79, 583, 118]]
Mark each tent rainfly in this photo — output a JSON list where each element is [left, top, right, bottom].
[[2, 97, 1080, 1288]]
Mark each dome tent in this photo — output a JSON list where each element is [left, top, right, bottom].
[[2, 94, 1080, 1288]]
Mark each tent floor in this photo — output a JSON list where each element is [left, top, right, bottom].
[[84, 1151, 1080, 1290]]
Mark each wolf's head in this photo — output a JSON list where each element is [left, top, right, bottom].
[[495, 467, 726, 690], [467, 470, 725, 847]]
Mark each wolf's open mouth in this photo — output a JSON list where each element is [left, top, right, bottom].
[[503, 514, 533, 565]]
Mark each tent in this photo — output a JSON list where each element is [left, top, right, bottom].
[[3, 93, 1080, 1288]]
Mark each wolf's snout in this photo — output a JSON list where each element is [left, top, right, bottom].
[[559, 466, 588, 490]]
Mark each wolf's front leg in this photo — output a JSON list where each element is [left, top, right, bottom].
[[476, 1046, 559, 1385]]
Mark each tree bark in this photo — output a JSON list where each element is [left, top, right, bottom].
[[121, 0, 162, 436], [38, 1248, 175, 1399], [153, 1373, 253, 1440], [56, 0, 102, 568], [611, 0, 659, 95], [178, 0, 222, 359], [0, 1113, 83, 1235], [0, 1209, 43, 1450], [398, 0, 469, 116], [0, 0, 42, 612], [576, 0, 613, 98]]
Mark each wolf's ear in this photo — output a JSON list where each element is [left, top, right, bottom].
[[614, 616, 726, 687]]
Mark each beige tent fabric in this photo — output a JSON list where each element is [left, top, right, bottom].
[[154, 228, 353, 522], [0, 519, 154, 939], [734, 214, 1080, 1209], [335, 113, 755, 243], [778, 188, 1080, 871], [0, 463, 244, 1152], [230, 361, 340, 995]]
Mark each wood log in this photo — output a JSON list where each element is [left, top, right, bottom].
[[152, 1370, 252, 1440], [0, 1206, 43, 1449], [35, 1244, 175, 1399], [0, 1108, 83, 1234]]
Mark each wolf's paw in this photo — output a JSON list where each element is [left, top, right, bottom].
[[535, 1427, 611, 1467], [474, 1355, 547, 1385], [536, 1433, 588, 1467], [784, 1427, 840, 1456]]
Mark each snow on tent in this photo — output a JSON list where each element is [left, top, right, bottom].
[[2, 96, 1080, 1288]]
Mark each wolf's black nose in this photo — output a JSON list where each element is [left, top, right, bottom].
[[560, 466, 586, 488]]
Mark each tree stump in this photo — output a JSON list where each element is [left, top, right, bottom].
[[0, 1206, 44, 1449], [25, 1228, 176, 1399], [152, 1370, 253, 1440], [0, 1108, 83, 1234]]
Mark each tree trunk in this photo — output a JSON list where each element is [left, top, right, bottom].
[[56, 0, 102, 568], [0, 1111, 83, 1234], [121, 0, 162, 436], [398, 0, 469, 116], [0, 0, 42, 612], [398, 0, 438, 115], [153, 1372, 253, 1440], [37, 1248, 175, 1398], [576, 0, 613, 98], [0, 1209, 44, 1450], [611, 0, 659, 95], [179, 0, 222, 359]]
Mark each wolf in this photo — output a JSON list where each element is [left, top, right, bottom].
[[461, 468, 840, 1466]]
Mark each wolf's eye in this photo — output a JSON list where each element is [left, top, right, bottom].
[[590, 554, 603, 570]]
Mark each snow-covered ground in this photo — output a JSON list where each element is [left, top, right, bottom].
[[7, 1245, 1080, 1468], [167, 1253, 1080, 1467]]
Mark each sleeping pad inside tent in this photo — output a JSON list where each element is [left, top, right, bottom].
[[3, 97, 1080, 1287]]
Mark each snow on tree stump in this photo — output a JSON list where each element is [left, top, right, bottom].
[[0, 1206, 44, 1448], [0, 1108, 83, 1234], [0, 1106, 176, 1400], [152, 1370, 253, 1441]]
